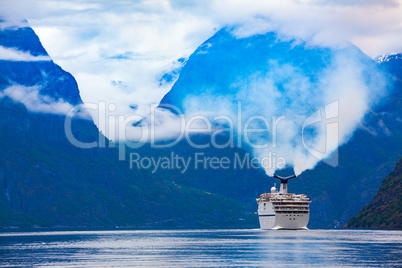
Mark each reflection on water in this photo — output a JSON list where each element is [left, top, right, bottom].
[[0, 229, 401, 267]]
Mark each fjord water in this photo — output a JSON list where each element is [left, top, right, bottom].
[[0, 229, 400, 267]]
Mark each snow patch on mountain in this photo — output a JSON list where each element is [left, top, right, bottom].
[[375, 53, 402, 63]]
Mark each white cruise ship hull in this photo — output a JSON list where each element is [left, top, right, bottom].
[[256, 175, 311, 230], [257, 192, 311, 230], [258, 213, 309, 230]]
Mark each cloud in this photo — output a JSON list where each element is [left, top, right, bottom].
[[0, 84, 74, 115], [0, 46, 51, 61], [173, 38, 390, 176], [0, 19, 29, 30], [0, 0, 400, 150], [207, 0, 402, 53], [312, 0, 398, 7]]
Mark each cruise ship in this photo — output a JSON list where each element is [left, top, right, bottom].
[[256, 175, 311, 230]]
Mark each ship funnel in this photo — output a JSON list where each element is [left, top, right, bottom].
[[273, 174, 296, 194]]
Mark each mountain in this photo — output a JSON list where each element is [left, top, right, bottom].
[[160, 28, 382, 114], [376, 53, 402, 79], [344, 54, 402, 229], [0, 23, 81, 105], [1, 21, 401, 229], [346, 158, 402, 229], [157, 29, 402, 228], [0, 21, 255, 229]]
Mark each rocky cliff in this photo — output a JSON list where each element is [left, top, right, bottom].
[[346, 158, 402, 229]]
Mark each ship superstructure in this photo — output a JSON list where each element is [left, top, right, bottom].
[[256, 175, 311, 230]]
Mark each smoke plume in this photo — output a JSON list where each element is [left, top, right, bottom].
[[168, 29, 390, 176]]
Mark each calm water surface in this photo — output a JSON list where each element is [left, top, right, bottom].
[[0, 229, 401, 267]]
